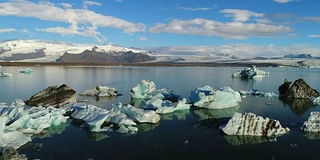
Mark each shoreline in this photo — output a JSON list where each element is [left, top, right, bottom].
[[0, 61, 280, 67]]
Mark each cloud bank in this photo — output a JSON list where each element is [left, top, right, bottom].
[[0, 0, 145, 43]]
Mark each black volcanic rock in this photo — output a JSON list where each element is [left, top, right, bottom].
[[278, 78, 320, 99], [25, 84, 77, 108], [56, 49, 155, 63]]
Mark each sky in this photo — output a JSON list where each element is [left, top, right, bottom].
[[0, 0, 320, 57]]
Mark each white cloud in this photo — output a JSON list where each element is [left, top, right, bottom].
[[0, 0, 145, 43], [220, 9, 264, 22], [61, 3, 72, 9], [137, 36, 149, 41], [273, 0, 292, 3], [83, 1, 102, 9], [0, 28, 28, 34], [178, 7, 213, 11], [308, 34, 320, 38], [116, 0, 123, 2], [0, 28, 17, 33], [150, 18, 292, 39], [36, 22, 106, 43]]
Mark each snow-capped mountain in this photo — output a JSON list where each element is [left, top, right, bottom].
[[0, 39, 320, 68], [0, 40, 149, 62]]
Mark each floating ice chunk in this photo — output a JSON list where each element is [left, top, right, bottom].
[[1, 99, 68, 134], [69, 103, 114, 132], [302, 112, 320, 132], [232, 65, 269, 79], [189, 85, 241, 109], [154, 98, 191, 114], [79, 86, 118, 97], [0, 116, 32, 151], [67, 103, 137, 132], [239, 89, 279, 99], [130, 79, 179, 100], [221, 112, 289, 136], [311, 97, 320, 105], [112, 102, 160, 124], [18, 68, 33, 74], [0, 72, 12, 78]]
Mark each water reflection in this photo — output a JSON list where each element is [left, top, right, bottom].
[[279, 98, 316, 116], [191, 106, 239, 120], [223, 135, 274, 146], [32, 122, 68, 139], [87, 132, 109, 142], [137, 122, 160, 132], [160, 110, 190, 120]]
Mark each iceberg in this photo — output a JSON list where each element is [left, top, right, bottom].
[[130, 79, 179, 100], [302, 112, 320, 132], [18, 68, 33, 74], [189, 85, 241, 109], [144, 98, 191, 114], [65, 103, 138, 133], [0, 72, 12, 78], [239, 89, 279, 99], [311, 97, 320, 105], [66, 103, 136, 133], [79, 86, 118, 97], [221, 112, 290, 136], [0, 99, 68, 150], [232, 65, 269, 79], [112, 102, 160, 123]]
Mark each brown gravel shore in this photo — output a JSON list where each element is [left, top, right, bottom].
[[0, 61, 279, 67]]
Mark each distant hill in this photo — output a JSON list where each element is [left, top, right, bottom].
[[284, 53, 312, 58], [57, 47, 155, 63]]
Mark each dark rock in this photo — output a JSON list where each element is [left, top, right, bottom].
[[278, 79, 292, 95], [25, 84, 77, 108], [279, 78, 320, 99]]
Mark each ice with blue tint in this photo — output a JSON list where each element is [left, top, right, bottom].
[[65, 103, 138, 133], [231, 65, 269, 79], [0, 99, 67, 150], [189, 85, 241, 109], [79, 86, 118, 97], [144, 98, 191, 114], [112, 102, 160, 123], [130, 79, 179, 100]]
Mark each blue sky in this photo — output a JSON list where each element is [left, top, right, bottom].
[[0, 0, 320, 56]]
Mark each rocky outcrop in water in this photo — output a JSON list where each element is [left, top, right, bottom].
[[25, 84, 77, 107], [221, 112, 289, 136], [278, 78, 320, 99]]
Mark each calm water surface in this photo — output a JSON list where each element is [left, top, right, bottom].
[[1, 66, 320, 160]]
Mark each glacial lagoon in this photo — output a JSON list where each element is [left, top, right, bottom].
[[1, 66, 320, 159]]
